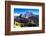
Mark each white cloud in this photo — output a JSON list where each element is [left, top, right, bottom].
[[14, 13, 20, 16]]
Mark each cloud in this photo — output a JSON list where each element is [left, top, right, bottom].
[[14, 13, 20, 16]]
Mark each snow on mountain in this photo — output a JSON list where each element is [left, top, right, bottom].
[[21, 12, 34, 18]]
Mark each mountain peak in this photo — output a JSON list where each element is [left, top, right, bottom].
[[25, 12, 34, 17], [21, 12, 34, 18]]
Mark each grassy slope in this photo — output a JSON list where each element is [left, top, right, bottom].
[[14, 21, 32, 28]]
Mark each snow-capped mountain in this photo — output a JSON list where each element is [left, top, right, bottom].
[[21, 12, 34, 18]]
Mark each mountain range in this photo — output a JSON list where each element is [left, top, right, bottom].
[[14, 12, 39, 26]]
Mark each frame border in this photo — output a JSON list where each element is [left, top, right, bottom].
[[5, 1, 45, 35]]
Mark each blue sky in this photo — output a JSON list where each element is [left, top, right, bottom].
[[14, 8, 39, 16]]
